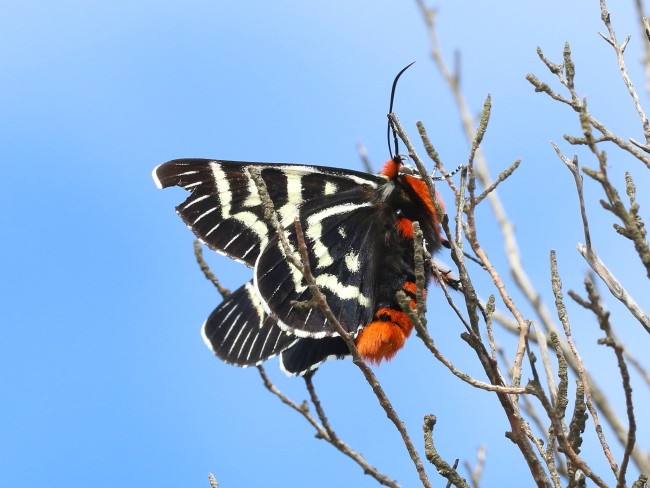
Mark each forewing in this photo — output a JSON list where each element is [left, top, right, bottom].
[[201, 281, 297, 366], [153, 159, 383, 267], [255, 191, 382, 338]]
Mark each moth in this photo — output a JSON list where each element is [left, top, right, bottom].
[[153, 66, 450, 376]]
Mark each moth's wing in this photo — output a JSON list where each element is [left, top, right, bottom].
[[255, 189, 384, 338], [202, 280, 352, 375], [279, 337, 350, 376], [153, 159, 383, 267], [201, 281, 297, 366]]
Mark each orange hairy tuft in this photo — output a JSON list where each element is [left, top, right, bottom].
[[404, 174, 445, 226], [402, 281, 417, 295], [355, 308, 413, 363], [396, 217, 414, 238], [402, 281, 426, 308], [380, 158, 400, 178]]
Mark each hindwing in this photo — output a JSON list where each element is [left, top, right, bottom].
[[280, 337, 350, 376], [201, 281, 298, 366], [153, 159, 383, 267], [201, 280, 351, 375]]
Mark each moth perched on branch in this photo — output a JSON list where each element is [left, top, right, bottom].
[[152, 150, 453, 375]]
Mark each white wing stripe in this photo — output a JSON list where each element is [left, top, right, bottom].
[[181, 194, 210, 209], [306, 202, 372, 269], [193, 206, 218, 223]]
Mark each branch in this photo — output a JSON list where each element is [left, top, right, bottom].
[[599, 0, 650, 142], [528, 45, 650, 169], [550, 253, 620, 477], [577, 243, 650, 334], [257, 367, 401, 487], [304, 373, 402, 487], [423, 415, 470, 488], [194, 240, 231, 299], [208, 473, 219, 488], [568, 279, 638, 487], [462, 445, 486, 488]]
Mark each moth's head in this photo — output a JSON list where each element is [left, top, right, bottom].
[[379, 155, 419, 179]]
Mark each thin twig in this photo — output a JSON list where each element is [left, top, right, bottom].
[[462, 445, 486, 488], [599, 0, 650, 142], [568, 279, 637, 488], [423, 415, 470, 488], [531, 321, 558, 408], [556, 144, 650, 333], [526, 381, 608, 488], [494, 306, 650, 472], [636, 4, 650, 95], [357, 143, 374, 173], [577, 244, 650, 334], [194, 240, 231, 299], [257, 367, 400, 487], [303, 373, 401, 487], [208, 472, 219, 488], [403, 106, 551, 487], [550, 253, 620, 477], [527, 46, 650, 169], [257, 365, 323, 433], [399, 288, 525, 395]]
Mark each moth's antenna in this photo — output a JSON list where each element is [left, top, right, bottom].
[[387, 62, 416, 159]]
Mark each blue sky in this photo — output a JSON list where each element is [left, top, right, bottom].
[[2, 1, 649, 487]]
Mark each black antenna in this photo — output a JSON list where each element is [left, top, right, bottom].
[[387, 62, 416, 159]]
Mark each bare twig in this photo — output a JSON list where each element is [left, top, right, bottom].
[[526, 381, 608, 488], [531, 321, 558, 408], [577, 243, 650, 334], [396, 105, 551, 487], [257, 365, 323, 433], [568, 278, 637, 488], [258, 367, 401, 487], [498, 347, 564, 487], [527, 45, 650, 169], [194, 240, 231, 299], [632, 0, 650, 95], [463, 445, 486, 488], [494, 307, 650, 472], [208, 472, 219, 488], [357, 143, 374, 173], [423, 415, 470, 488], [473, 159, 521, 207], [551, 145, 592, 250], [551, 144, 650, 334], [398, 290, 526, 395], [550, 253, 620, 477], [625, 348, 650, 388], [599, 0, 650, 142], [303, 373, 401, 487]]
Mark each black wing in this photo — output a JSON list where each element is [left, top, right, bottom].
[[153, 159, 383, 267], [201, 281, 297, 366], [202, 280, 351, 375], [280, 337, 350, 376]]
